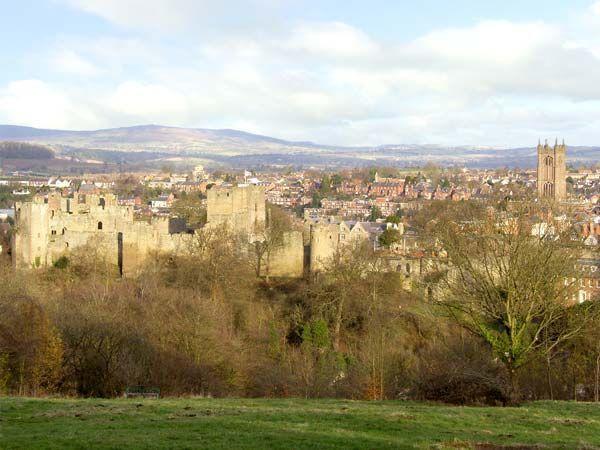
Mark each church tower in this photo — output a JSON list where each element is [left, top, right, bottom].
[[537, 138, 566, 201]]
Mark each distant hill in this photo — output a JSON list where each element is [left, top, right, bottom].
[[0, 124, 330, 155], [0, 141, 54, 159], [0, 124, 598, 169]]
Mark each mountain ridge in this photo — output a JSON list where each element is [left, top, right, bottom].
[[1, 124, 598, 169]]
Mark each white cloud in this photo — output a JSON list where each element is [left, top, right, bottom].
[[0, 80, 100, 129], [50, 49, 101, 76], [107, 81, 189, 119], [284, 22, 379, 59], [62, 0, 283, 31], [62, 0, 201, 30], [410, 20, 558, 65]]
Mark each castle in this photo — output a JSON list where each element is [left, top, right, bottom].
[[14, 190, 195, 276], [12, 183, 410, 279], [12, 185, 304, 277], [537, 139, 567, 202]]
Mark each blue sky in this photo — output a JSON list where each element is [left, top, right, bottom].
[[1, 0, 600, 147]]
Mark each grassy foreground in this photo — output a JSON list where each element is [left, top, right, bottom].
[[1, 398, 600, 449]]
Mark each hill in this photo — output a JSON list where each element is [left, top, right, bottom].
[[2, 397, 599, 449], [1, 124, 599, 169], [0, 141, 54, 160]]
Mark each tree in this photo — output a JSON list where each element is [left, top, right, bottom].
[[171, 194, 207, 227], [369, 206, 382, 222], [179, 225, 254, 303], [378, 229, 402, 248], [368, 168, 378, 182], [0, 268, 63, 396], [434, 209, 590, 403], [385, 213, 402, 224], [319, 175, 331, 196], [312, 241, 374, 351], [331, 174, 343, 187], [311, 192, 322, 208]]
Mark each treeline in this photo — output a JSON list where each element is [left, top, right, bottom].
[[0, 142, 55, 160], [0, 204, 598, 404]]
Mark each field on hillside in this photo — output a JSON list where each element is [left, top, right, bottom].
[[1, 397, 599, 449]]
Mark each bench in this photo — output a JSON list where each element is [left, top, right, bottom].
[[124, 386, 161, 399]]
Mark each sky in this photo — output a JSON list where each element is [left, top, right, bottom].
[[1, 0, 600, 147]]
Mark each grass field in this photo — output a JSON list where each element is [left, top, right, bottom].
[[1, 398, 600, 449]]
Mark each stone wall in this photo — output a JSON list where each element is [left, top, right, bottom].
[[309, 223, 341, 272], [13, 186, 303, 278], [207, 184, 266, 234], [266, 230, 305, 278], [12, 193, 193, 275]]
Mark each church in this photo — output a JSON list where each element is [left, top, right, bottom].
[[537, 139, 567, 202]]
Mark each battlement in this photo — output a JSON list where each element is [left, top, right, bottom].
[[537, 138, 566, 154]]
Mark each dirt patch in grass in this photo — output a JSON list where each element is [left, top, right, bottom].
[[474, 445, 545, 450], [549, 417, 589, 426]]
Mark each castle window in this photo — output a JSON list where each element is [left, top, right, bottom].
[[51, 230, 56, 235], [62, 228, 66, 235], [98, 221, 103, 230], [65, 242, 69, 248]]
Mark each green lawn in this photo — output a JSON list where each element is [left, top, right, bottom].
[[1, 397, 599, 449]]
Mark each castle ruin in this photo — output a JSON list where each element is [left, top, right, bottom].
[[13, 184, 304, 278], [13, 183, 407, 279]]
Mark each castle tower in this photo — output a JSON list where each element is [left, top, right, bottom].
[[206, 184, 266, 234], [537, 138, 567, 202]]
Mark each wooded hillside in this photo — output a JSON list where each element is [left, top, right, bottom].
[[0, 142, 54, 160]]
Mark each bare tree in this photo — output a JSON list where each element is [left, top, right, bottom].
[[434, 207, 591, 403]]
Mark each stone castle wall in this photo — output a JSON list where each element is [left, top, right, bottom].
[[13, 185, 304, 278], [309, 223, 341, 272], [266, 231, 305, 278], [207, 184, 266, 234], [12, 192, 193, 275]]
